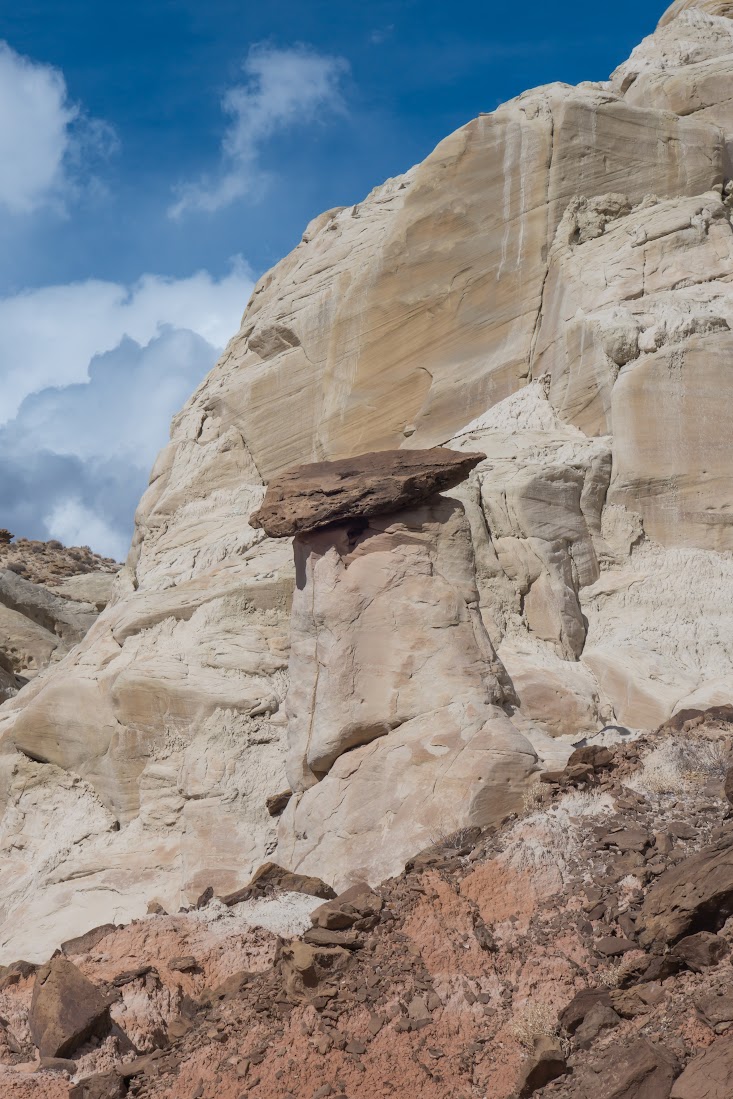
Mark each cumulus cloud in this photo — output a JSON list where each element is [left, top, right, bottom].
[[170, 44, 348, 217], [0, 40, 115, 215], [0, 267, 253, 559], [0, 261, 252, 423]]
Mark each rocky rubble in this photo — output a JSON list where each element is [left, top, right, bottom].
[[0, 708, 730, 1096]]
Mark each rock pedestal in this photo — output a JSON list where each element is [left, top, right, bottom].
[[275, 490, 536, 889]]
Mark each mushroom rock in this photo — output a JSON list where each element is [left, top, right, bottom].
[[249, 447, 486, 537]]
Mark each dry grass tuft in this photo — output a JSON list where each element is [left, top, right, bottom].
[[629, 736, 729, 796], [511, 1003, 560, 1049]]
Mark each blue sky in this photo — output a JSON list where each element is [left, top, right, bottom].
[[0, 0, 663, 557]]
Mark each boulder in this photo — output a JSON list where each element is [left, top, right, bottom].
[[670, 1036, 733, 1098], [560, 988, 613, 1034], [29, 957, 111, 1058], [249, 448, 486, 537], [310, 883, 383, 930], [695, 988, 733, 1030], [639, 837, 733, 945], [516, 1037, 567, 1097], [219, 862, 336, 905], [61, 924, 117, 957], [672, 931, 729, 971], [69, 1073, 126, 1099], [562, 1038, 679, 1098]]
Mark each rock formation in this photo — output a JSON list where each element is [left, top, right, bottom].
[[0, 535, 117, 704], [271, 465, 536, 886], [249, 448, 486, 536], [1, 712, 733, 1096], [2, 0, 733, 960]]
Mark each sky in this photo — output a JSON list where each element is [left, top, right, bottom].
[[0, 0, 663, 560]]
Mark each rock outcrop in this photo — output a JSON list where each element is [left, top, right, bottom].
[[1, 719, 733, 1096], [0, 536, 117, 704], [276, 489, 536, 887], [249, 448, 486, 536], [2, 0, 733, 959]]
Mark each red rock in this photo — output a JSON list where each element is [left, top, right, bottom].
[[69, 1073, 126, 1099], [672, 931, 729, 971], [249, 448, 486, 537], [302, 927, 360, 948], [266, 789, 292, 816], [516, 1037, 567, 1097], [60, 924, 117, 957], [29, 957, 111, 1058], [559, 988, 612, 1034], [671, 1035, 733, 1098], [565, 1038, 679, 1098], [639, 836, 733, 945], [595, 936, 636, 956], [220, 862, 336, 905]]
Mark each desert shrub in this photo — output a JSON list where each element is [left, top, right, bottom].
[[630, 737, 729, 796], [512, 1003, 560, 1049]]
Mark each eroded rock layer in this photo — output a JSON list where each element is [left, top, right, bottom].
[[2, 0, 733, 960]]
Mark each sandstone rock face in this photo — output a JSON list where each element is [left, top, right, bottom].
[[3, 0, 733, 959], [249, 448, 485, 537], [276, 495, 536, 887]]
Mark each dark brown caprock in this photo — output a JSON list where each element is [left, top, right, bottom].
[[249, 447, 486, 538]]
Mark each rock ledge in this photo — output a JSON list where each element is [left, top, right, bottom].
[[249, 448, 486, 537]]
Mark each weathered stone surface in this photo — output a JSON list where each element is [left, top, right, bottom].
[[672, 931, 729, 971], [670, 1035, 733, 1098], [559, 1039, 679, 1098], [695, 988, 733, 1029], [275, 496, 536, 888], [2, 1, 733, 960], [639, 837, 733, 945], [219, 862, 336, 906], [516, 1037, 567, 1097], [0, 559, 114, 703], [560, 989, 613, 1034], [249, 448, 486, 537], [69, 1073, 126, 1099], [29, 957, 110, 1058], [280, 940, 351, 1003], [61, 924, 117, 957]]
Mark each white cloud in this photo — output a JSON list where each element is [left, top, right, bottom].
[[0, 260, 252, 423], [45, 499, 126, 561], [0, 265, 253, 558], [170, 44, 348, 218], [0, 40, 114, 215]]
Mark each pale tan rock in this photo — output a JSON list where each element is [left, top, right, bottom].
[[608, 333, 733, 550], [284, 495, 510, 788], [52, 572, 115, 611], [276, 492, 537, 883], [658, 0, 733, 26], [1, 9, 733, 962], [278, 703, 536, 890]]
